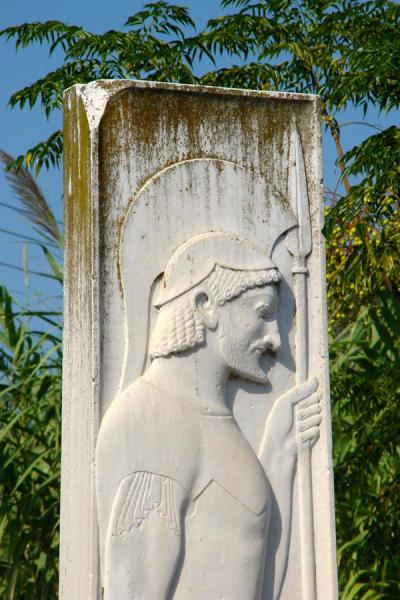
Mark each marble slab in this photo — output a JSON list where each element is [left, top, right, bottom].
[[61, 80, 337, 600]]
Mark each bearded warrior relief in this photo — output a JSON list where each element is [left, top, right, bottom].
[[95, 231, 321, 600], [60, 81, 336, 600]]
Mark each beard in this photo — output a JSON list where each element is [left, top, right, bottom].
[[218, 323, 269, 384]]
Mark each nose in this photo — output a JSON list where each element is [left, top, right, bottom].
[[264, 333, 281, 354]]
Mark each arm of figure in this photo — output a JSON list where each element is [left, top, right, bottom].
[[104, 472, 187, 600], [258, 379, 321, 600]]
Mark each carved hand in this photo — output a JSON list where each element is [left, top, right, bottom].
[[296, 380, 322, 451], [259, 378, 320, 464], [259, 378, 321, 600]]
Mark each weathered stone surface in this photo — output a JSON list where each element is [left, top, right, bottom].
[[61, 80, 337, 599]]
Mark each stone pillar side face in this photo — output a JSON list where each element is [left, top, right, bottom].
[[61, 87, 101, 599], [62, 80, 337, 600]]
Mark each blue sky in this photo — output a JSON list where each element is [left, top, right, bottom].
[[0, 1, 398, 309]]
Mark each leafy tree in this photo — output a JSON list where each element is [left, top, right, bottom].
[[0, 287, 62, 599], [1, 1, 399, 597], [330, 289, 400, 598], [0, 152, 63, 599]]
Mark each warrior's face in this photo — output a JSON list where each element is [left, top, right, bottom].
[[215, 284, 281, 384]]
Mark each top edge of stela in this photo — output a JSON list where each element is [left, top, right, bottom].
[[64, 78, 320, 104]]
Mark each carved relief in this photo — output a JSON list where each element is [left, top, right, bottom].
[[96, 228, 322, 599], [113, 473, 182, 537], [61, 82, 336, 600]]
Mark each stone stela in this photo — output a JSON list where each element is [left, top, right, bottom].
[[61, 80, 337, 600]]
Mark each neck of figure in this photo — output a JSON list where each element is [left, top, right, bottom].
[[145, 332, 231, 416]]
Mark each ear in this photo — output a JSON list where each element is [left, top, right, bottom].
[[193, 291, 218, 330]]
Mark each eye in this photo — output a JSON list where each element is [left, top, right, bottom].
[[257, 304, 272, 319]]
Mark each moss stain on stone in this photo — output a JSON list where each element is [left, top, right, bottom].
[[64, 89, 92, 319], [94, 83, 319, 299]]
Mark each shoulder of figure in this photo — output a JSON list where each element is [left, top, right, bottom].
[[97, 376, 199, 487], [99, 376, 169, 432]]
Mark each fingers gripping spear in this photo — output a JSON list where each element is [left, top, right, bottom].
[[286, 124, 317, 600]]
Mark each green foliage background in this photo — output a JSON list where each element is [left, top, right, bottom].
[[0, 1, 399, 598]]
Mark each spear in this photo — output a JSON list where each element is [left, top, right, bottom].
[[286, 123, 317, 600]]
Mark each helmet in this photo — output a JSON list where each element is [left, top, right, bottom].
[[154, 231, 280, 307]]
